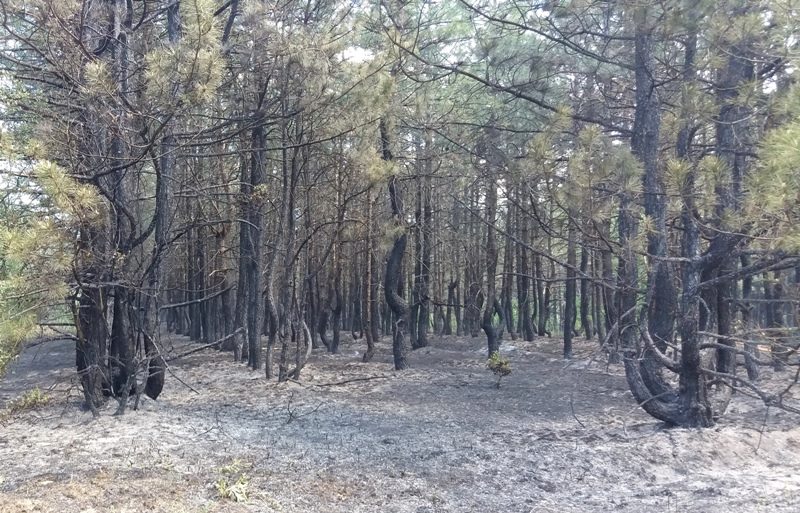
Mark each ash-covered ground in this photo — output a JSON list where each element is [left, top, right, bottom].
[[1, 333, 799, 512]]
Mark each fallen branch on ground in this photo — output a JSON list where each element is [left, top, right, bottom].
[[165, 329, 244, 362], [313, 375, 389, 387]]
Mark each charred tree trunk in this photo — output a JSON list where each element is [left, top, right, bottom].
[[563, 219, 577, 359], [75, 221, 109, 413], [385, 177, 410, 370], [445, 278, 458, 336], [768, 272, 787, 370], [516, 198, 534, 341], [233, 152, 249, 362], [410, 139, 432, 351], [592, 250, 607, 344], [138, 0, 178, 401], [740, 255, 759, 380], [535, 255, 548, 337], [382, 120, 409, 370], [714, 22, 754, 378], [415, 157, 432, 349], [600, 235, 617, 357], [362, 187, 376, 361], [580, 245, 592, 340], [481, 131, 503, 355], [277, 126, 300, 381], [502, 225, 516, 341], [330, 256, 343, 355], [629, 2, 675, 398]]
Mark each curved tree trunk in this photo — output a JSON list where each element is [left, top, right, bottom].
[[381, 119, 409, 370], [482, 141, 503, 356], [385, 177, 410, 370], [621, 3, 685, 423]]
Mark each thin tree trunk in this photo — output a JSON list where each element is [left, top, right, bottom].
[[564, 218, 577, 358], [580, 245, 592, 340], [362, 186, 376, 361], [740, 255, 759, 380]]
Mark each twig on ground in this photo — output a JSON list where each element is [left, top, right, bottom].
[[569, 391, 586, 429], [164, 362, 199, 394], [285, 391, 325, 424], [165, 329, 244, 363], [756, 406, 770, 454], [313, 375, 390, 387]]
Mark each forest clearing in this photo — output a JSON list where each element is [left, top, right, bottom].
[[2, 334, 800, 513]]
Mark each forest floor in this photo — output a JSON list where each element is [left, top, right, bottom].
[[1, 333, 800, 513]]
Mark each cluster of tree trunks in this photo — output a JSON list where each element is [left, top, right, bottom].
[[3, 0, 798, 428]]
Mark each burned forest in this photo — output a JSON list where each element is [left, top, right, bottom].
[[1, 0, 800, 511]]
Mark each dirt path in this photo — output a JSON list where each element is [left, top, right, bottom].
[[1, 334, 799, 512]]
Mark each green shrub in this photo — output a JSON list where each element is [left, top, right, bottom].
[[487, 351, 512, 388], [215, 460, 250, 503], [1, 387, 51, 421]]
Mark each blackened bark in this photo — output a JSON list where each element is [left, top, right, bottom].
[[363, 244, 376, 360], [382, 119, 409, 370], [305, 271, 320, 350], [768, 272, 787, 370], [385, 177, 410, 370], [110, 286, 133, 396], [316, 302, 328, 352], [482, 157, 503, 356], [633, 4, 675, 352], [277, 123, 300, 381], [465, 187, 482, 338], [415, 160, 432, 349], [516, 212, 534, 340], [677, 169, 714, 426], [350, 258, 363, 338], [368, 252, 381, 348], [466, 277, 481, 337], [264, 263, 279, 378], [141, 119, 174, 401], [563, 220, 577, 358], [189, 223, 205, 342], [385, 233, 409, 370], [621, 5, 685, 425], [410, 141, 429, 349], [715, 263, 735, 375], [600, 237, 616, 354], [502, 229, 516, 341], [593, 251, 607, 344], [580, 245, 592, 340], [535, 255, 548, 336], [445, 278, 458, 336], [362, 187, 375, 361], [331, 262, 343, 355], [198, 223, 210, 343], [245, 124, 265, 370], [75, 264, 108, 413], [623, 3, 679, 403], [233, 154, 248, 361], [715, 24, 755, 376], [740, 255, 759, 380]]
